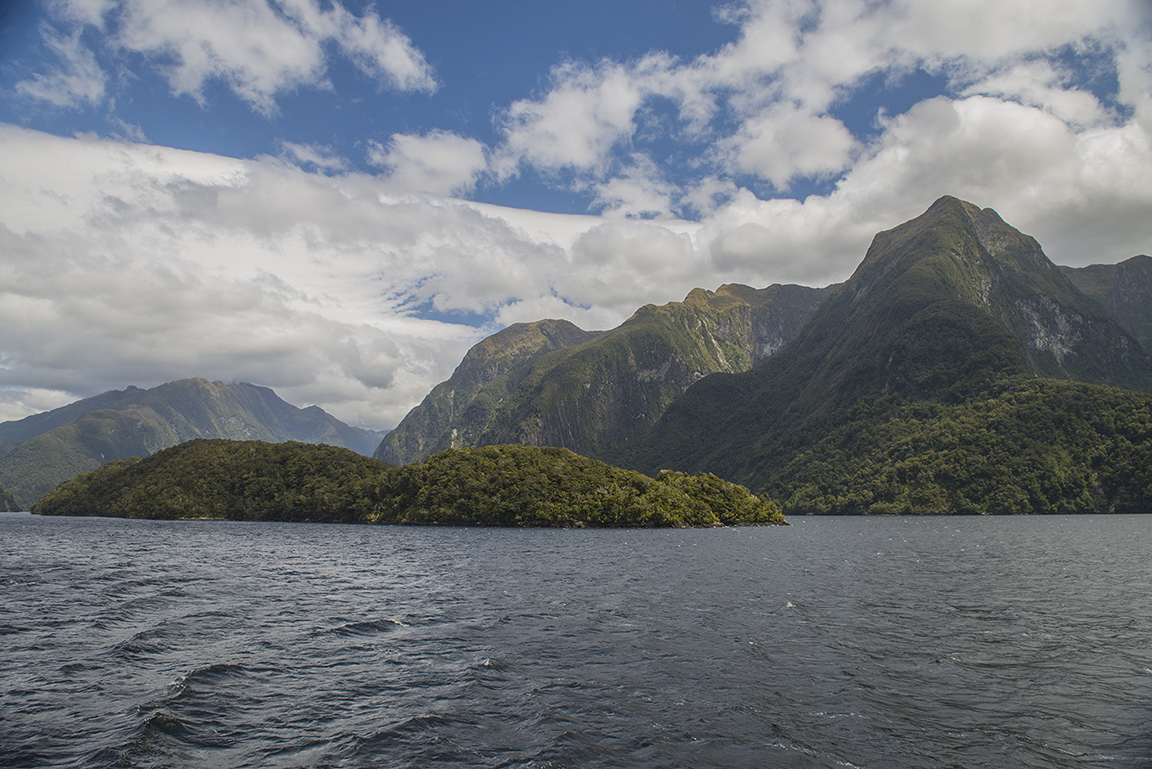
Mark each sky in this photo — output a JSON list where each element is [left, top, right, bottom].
[[1, 0, 1151, 430]]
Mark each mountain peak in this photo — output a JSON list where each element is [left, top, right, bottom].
[[619, 197, 1152, 506]]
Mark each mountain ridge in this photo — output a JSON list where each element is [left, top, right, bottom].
[[376, 281, 836, 464], [609, 196, 1152, 513], [1061, 255, 1152, 353], [0, 378, 383, 509]]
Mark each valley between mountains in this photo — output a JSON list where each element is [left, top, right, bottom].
[[9, 196, 1152, 517]]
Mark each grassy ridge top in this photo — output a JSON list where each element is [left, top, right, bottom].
[[32, 440, 785, 527]]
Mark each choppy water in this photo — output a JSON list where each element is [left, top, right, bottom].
[[2, 512, 1151, 768]]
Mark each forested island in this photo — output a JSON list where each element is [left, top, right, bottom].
[[31, 439, 785, 527]]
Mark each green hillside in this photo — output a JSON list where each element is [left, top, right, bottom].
[[615, 197, 1152, 514], [32, 440, 784, 527], [0, 481, 17, 512], [0, 385, 146, 458], [379, 282, 832, 464], [0, 378, 382, 509]]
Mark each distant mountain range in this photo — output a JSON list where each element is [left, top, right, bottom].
[[0, 378, 382, 509], [8, 196, 1152, 516]]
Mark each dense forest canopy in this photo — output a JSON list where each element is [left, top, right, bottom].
[[32, 440, 785, 527]]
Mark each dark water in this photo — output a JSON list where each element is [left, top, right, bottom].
[[2, 512, 1151, 768]]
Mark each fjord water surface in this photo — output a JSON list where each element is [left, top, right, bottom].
[[2, 512, 1150, 768]]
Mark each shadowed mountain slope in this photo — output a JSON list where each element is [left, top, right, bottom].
[[376, 319, 600, 464]]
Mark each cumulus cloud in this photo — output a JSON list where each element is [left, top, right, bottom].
[[490, 0, 1150, 224], [962, 61, 1109, 128], [25, 0, 436, 114], [367, 131, 489, 196], [724, 103, 857, 189], [495, 58, 654, 179], [589, 153, 678, 217]]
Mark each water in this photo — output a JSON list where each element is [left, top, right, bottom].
[[2, 512, 1151, 769]]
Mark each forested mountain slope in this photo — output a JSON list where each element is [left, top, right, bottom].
[[614, 196, 1152, 514]]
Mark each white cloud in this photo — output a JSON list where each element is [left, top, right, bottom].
[[489, 0, 1149, 222], [589, 153, 678, 217], [725, 103, 857, 189], [569, 221, 703, 312], [495, 58, 653, 179], [279, 141, 348, 173], [880, 0, 1126, 62], [15, 26, 106, 108], [323, 6, 437, 93], [962, 61, 1109, 128], [367, 131, 489, 196], [35, 0, 436, 115], [5, 0, 1152, 429], [0, 387, 82, 425]]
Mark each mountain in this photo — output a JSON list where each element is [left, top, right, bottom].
[[0, 378, 383, 509], [377, 319, 600, 464], [0, 386, 147, 458], [1061, 255, 1152, 353], [376, 282, 834, 464], [32, 440, 784, 528], [613, 196, 1152, 514]]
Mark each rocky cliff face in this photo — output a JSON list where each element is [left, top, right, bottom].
[[1061, 255, 1152, 353], [376, 282, 835, 464]]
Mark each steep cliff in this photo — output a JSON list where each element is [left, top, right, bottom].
[[375, 319, 600, 464], [1061, 255, 1152, 353]]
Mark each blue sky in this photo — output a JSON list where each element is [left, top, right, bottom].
[[1, 0, 1151, 428]]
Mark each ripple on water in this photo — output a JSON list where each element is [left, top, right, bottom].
[[2, 515, 1152, 769]]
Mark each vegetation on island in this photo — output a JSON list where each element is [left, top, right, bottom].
[[0, 481, 18, 512], [31, 440, 785, 527]]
